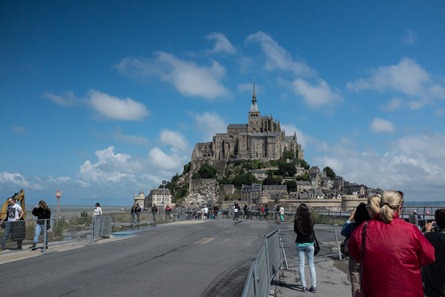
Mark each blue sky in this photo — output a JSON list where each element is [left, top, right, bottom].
[[1, 1, 445, 206]]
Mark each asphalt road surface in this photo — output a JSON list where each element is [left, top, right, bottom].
[[1, 219, 279, 297]]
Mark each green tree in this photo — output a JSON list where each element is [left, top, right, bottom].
[[197, 163, 217, 178], [296, 172, 309, 181], [217, 176, 232, 185], [183, 162, 191, 174], [232, 173, 258, 188], [278, 161, 297, 177], [283, 180, 297, 192], [171, 173, 180, 183], [299, 159, 310, 170], [323, 166, 336, 179], [282, 149, 295, 159], [263, 176, 281, 185]]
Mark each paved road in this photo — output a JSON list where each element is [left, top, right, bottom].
[[0, 219, 278, 297]]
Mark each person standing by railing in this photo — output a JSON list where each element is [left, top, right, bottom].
[[423, 208, 445, 297], [30, 200, 51, 250], [165, 205, 172, 220], [151, 204, 158, 221], [0, 197, 24, 250], [92, 202, 102, 238]]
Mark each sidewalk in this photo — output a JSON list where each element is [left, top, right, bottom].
[[272, 256, 352, 297], [0, 238, 117, 265]]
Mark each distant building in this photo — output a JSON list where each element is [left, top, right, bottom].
[[134, 190, 145, 208], [191, 83, 303, 171], [241, 183, 262, 204], [145, 188, 172, 209], [262, 185, 288, 201]]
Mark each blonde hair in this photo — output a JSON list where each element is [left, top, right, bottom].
[[379, 190, 404, 223], [367, 194, 382, 215]]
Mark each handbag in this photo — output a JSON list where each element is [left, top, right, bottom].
[[354, 220, 369, 297], [313, 231, 320, 256], [340, 237, 350, 256]]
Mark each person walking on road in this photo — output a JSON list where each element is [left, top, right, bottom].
[[294, 203, 317, 293], [30, 200, 51, 250], [151, 204, 158, 221]]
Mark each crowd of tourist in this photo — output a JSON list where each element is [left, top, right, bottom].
[[1, 190, 444, 297]]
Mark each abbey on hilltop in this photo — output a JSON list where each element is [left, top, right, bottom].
[[191, 83, 303, 167]]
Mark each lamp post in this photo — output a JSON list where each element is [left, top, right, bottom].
[[56, 190, 62, 218], [162, 180, 167, 219]]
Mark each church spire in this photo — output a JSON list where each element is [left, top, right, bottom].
[[250, 78, 258, 112], [252, 77, 257, 104]]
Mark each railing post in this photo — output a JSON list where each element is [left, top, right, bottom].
[[42, 219, 47, 254], [333, 224, 342, 260]]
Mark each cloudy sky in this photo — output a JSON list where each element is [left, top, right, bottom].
[[1, 1, 445, 206]]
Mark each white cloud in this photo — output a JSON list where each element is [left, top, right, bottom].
[[382, 98, 403, 111], [159, 129, 189, 152], [114, 129, 149, 146], [292, 78, 342, 109], [12, 126, 26, 134], [114, 57, 159, 79], [403, 29, 416, 46], [0, 172, 67, 195], [45, 91, 78, 106], [429, 84, 445, 99], [0, 172, 32, 188], [347, 58, 430, 96], [281, 124, 307, 149], [148, 147, 185, 171], [237, 82, 257, 94], [311, 133, 445, 200], [206, 33, 236, 54], [246, 31, 314, 77], [88, 90, 149, 121], [190, 111, 227, 141], [79, 146, 133, 185], [370, 118, 395, 133], [246, 32, 342, 110], [115, 53, 230, 100]]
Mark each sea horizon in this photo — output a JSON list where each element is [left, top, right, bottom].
[[23, 200, 445, 212]]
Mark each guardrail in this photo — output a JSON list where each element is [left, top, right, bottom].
[[241, 229, 286, 297]]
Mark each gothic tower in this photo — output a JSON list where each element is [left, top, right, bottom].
[[248, 81, 260, 133]]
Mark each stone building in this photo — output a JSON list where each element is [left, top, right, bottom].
[[262, 185, 288, 201], [191, 84, 303, 170], [133, 190, 146, 208], [145, 188, 172, 209], [241, 183, 262, 204]]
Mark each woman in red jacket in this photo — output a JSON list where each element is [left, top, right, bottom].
[[348, 190, 435, 297]]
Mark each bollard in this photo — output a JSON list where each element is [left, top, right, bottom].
[[333, 224, 342, 260]]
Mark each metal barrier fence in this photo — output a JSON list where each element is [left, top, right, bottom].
[[241, 229, 286, 297], [241, 223, 350, 297], [1, 213, 121, 251], [91, 215, 112, 242]]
